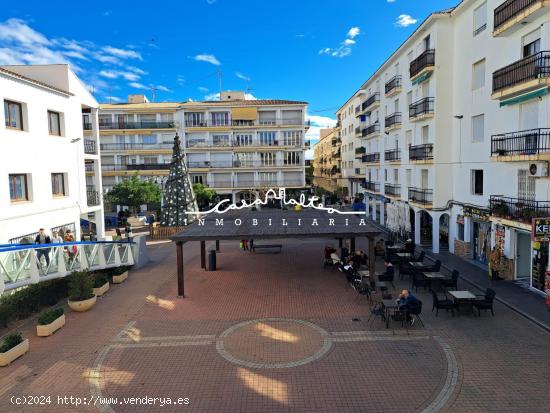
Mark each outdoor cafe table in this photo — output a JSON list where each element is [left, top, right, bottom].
[[396, 253, 413, 258], [382, 299, 400, 329], [358, 270, 370, 278], [449, 290, 476, 313], [424, 272, 450, 290]]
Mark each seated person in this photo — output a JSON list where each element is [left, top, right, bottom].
[[358, 250, 367, 266], [377, 260, 394, 281], [402, 238, 415, 254], [397, 289, 419, 322], [374, 238, 385, 256]]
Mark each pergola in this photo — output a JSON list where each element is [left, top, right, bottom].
[[171, 209, 380, 298]]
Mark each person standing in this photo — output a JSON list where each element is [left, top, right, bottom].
[[34, 228, 51, 267], [64, 229, 77, 263], [489, 246, 503, 281], [51, 231, 63, 243]]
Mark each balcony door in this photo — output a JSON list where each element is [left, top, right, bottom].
[[519, 101, 538, 130], [421, 169, 428, 189], [517, 170, 535, 200]]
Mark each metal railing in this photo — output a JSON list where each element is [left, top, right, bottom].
[[385, 183, 401, 196], [385, 75, 402, 95], [84, 138, 97, 155], [385, 112, 402, 128], [362, 93, 380, 111], [362, 181, 380, 192], [183, 119, 309, 128], [99, 121, 176, 130], [409, 98, 435, 119], [409, 144, 434, 161], [85, 163, 95, 172], [187, 161, 304, 169], [102, 163, 171, 171], [362, 153, 380, 163], [492, 51, 550, 93], [355, 146, 366, 155], [87, 190, 100, 206], [490, 195, 550, 223], [362, 123, 380, 137], [385, 148, 401, 162], [491, 128, 550, 156], [100, 143, 173, 151], [0, 241, 134, 295], [494, 0, 539, 31], [186, 140, 303, 148], [410, 49, 435, 78], [202, 179, 305, 189], [408, 187, 433, 205]]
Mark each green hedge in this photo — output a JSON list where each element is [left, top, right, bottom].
[[0, 332, 23, 353], [37, 308, 64, 326]]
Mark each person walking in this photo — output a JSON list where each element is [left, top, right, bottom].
[[34, 228, 51, 267], [51, 231, 63, 243], [64, 229, 77, 263], [489, 246, 503, 281]]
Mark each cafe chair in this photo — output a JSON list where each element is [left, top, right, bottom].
[[442, 270, 459, 291], [473, 288, 496, 316], [431, 290, 457, 316]]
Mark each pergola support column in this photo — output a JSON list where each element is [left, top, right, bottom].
[[200, 241, 206, 269], [367, 235, 375, 276], [216, 240, 220, 252], [176, 242, 185, 298], [350, 237, 356, 253]]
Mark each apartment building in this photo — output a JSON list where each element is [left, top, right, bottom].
[[336, 0, 550, 293], [180, 91, 309, 203], [0, 64, 104, 243], [312, 128, 341, 192]]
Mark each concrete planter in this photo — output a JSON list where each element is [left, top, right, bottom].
[[36, 314, 66, 337], [0, 339, 29, 367], [68, 295, 97, 312], [93, 282, 110, 297], [111, 271, 128, 284]]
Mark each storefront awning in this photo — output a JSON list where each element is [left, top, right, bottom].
[[411, 71, 432, 86], [499, 87, 548, 107], [231, 107, 258, 120]]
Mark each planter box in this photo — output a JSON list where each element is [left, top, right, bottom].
[[36, 314, 66, 337], [0, 339, 29, 367], [111, 271, 128, 284], [68, 295, 97, 312], [93, 282, 110, 297]]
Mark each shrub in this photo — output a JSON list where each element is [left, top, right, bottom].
[[68, 271, 94, 301], [0, 332, 23, 353], [107, 266, 130, 277], [37, 308, 64, 325], [93, 273, 109, 288]]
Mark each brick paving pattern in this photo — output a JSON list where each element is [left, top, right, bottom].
[[0, 238, 549, 412]]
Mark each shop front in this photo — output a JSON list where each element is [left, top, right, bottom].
[[531, 218, 550, 293], [463, 206, 491, 265]]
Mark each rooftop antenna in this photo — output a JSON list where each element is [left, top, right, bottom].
[[217, 67, 222, 100], [150, 85, 157, 102]]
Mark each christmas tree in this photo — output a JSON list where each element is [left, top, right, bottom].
[[160, 133, 199, 226]]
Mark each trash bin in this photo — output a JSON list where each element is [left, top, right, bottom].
[[208, 249, 217, 271]]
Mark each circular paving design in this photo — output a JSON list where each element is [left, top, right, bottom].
[[216, 318, 332, 369]]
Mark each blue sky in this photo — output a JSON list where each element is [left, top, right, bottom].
[[0, 0, 458, 137]]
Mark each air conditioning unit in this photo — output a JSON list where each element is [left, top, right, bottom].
[[528, 162, 549, 177]]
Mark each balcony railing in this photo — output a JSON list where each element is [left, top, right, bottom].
[[490, 195, 550, 223], [87, 190, 100, 206], [102, 163, 171, 171], [408, 187, 433, 205], [183, 119, 309, 128], [492, 51, 550, 93], [202, 179, 305, 189], [385, 148, 401, 162], [99, 121, 176, 130], [409, 98, 435, 119], [494, 0, 540, 32], [410, 49, 435, 78], [361, 93, 380, 112], [187, 161, 304, 169], [409, 144, 434, 161], [83, 122, 92, 130], [385, 112, 402, 128], [84, 138, 97, 154], [385, 183, 401, 196], [100, 143, 173, 151], [491, 128, 550, 156], [84, 163, 94, 172], [355, 146, 366, 155], [385, 75, 402, 95], [362, 123, 380, 137], [362, 181, 380, 192], [362, 153, 380, 163]]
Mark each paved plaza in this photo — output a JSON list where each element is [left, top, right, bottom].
[[1, 239, 549, 412]]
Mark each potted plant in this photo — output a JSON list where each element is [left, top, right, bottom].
[[110, 266, 129, 284], [67, 271, 96, 312], [0, 333, 29, 366], [93, 273, 110, 296], [36, 308, 65, 337]]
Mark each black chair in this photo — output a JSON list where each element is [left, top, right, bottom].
[[403, 299, 424, 327], [473, 288, 496, 316], [411, 272, 429, 292], [368, 302, 385, 326], [410, 251, 425, 263], [399, 262, 414, 280], [442, 270, 459, 291], [429, 260, 442, 272], [378, 266, 396, 289], [431, 291, 457, 316]]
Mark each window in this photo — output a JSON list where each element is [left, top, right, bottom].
[[473, 2, 487, 35], [472, 114, 485, 142], [235, 134, 253, 146], [185, 112, 205, 126], [282, 130, 302, 146], [9, 174, 29, 201], [284, 152, 301, 165], [141, 135, 157, 145], [523, 39, 540, 58], [471, 170, 483, 195], [472, 59, 486, 90], [423, 35, 431, 51], [4, 100, 23, 130], [259, 131, 276, 146], [211, 112, 229, 126], [212, 134, 230, 147], [51, 173, 66, 196], [47, 111, 61, 136], [260, 152, 276, 166]]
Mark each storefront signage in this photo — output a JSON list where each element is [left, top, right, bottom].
[[463, 206, 490, 221], [532, 218, 550, 242]]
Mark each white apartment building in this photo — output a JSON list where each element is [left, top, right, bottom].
[[336, 0, 550, 293], [0, 64, 104, 243]]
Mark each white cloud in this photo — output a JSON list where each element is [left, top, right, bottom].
[[305, 114, 337, 159], [0, 18, 49, 45], [176, 76, 185, 85], [203, 92, 220, 101], [129, 82, 148, 90], [104, 95, 121, 102], [343, 39, 356, 45], [99, 70, 118, 79], [347, 27, 360, 39], [206, 0, 216, 4], [126, 66, 147, 75], [103, 45, 142, 60], [387, 0, 396, 3], [395, 14, 417, 27], [193, 53, 221, 65], [103, 10, 112, 17], [235, 72, 251, 81], [319, 26, 360, 58], [99, 70, 141, 81], [198, 86, 209, 92], [156, 85, 172, 92]]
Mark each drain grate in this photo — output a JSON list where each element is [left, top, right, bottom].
[[351, 317, 361, 322]]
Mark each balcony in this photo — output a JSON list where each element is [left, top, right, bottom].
[[355, 126, 362, 136], [362, 153, 380, 164], [385, 148, 401, 162], [333, 149, 342, 158], [385, 112, 402, 130], [493, 0, 549, 36], [362, 181, 380, 192], [409, 98, 435, 120], [385, 183, 401, 197], [102, 163, 171, 171], [100, 143, 173, 151], [410, 49, 435, 79], [84, 162, 94, 172], [362, 123, 380, 138], [408, 187, 433, 206], [84, 138, 97, 155], [492, 51, 550, 100], [202, 179, 305, 189], [87, 190, 100, 207], [83, 122, 92, 131], [491, 128, 550, 158], [99, 121, 176, 130], [409, 144, 434, 162], [385, 75, 402, 96], [357, 93, 380, 116], [355, 146, 366, 158], [490, 195, 550, 223]]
